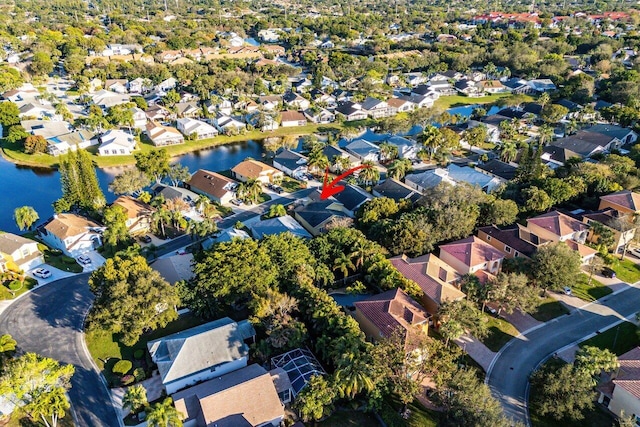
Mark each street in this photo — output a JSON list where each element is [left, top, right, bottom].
[[487, 283, 640, 425], [0, 274, 120, 427]]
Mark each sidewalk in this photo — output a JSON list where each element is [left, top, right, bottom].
[[455, 334, 496, 372]]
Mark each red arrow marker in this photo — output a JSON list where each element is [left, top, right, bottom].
[[320, 164, 372, 200]]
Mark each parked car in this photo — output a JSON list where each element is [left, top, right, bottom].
[[273, 185, 284, 194], [77, 255, 92, 265], [562, 286, 572, 295], [139, 235, 152, 244], [176, 248, 188, 255], [33, 268, 51, 279], [630, 247, 640, 258], [231, 199, 243, 206], [602, 267, 616, 278]]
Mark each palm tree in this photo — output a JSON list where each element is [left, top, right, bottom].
[[146, 397, 183, 427], [499, 141, 518, 163], [13, 205, 39, 231], [538, 124, 554, 146], [387, 158, 412, 180], [151, 207, 172, 238], [538, 92, 551, 108], [348, 239, 373, 269], [418, 125, 440, 159], [333, 253, 355, 280], [379, 142, 398, 163], [122, 385, 148, 414], [358, 161, 380, 185], [195, 194, 211, 215], [244, 179, 263, 204], [29, 387, 70, 427], [335, 353, 375, 398], [307, 148, 329, 176], [332, 155, 351, 173]]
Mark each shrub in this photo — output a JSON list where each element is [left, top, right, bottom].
[[8, 280, 22, 291], [121, 374, 135, 386], [62, 256, 77, 264], [133, 349, 144, 360], [112, 360, 133, 376], [133, 368, 145, 382]]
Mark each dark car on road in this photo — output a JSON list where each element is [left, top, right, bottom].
[[602, 267, 616, 278]]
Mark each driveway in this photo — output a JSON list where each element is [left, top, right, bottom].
[[487, 282, 640, 425], [0, 274, 120, 427]]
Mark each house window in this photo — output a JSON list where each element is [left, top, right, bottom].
[[486, 235, 491, 241], [438, 267, 447, 282], [505, 246, 511, 253], [514, 251, 519, 257]]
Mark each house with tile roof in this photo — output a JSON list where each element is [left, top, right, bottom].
[[438, 236, 504, 277], [231, 159, 283, 184], [476, 225, 538, 260], [146, 121, 184, 146], [111, 196, 154, 235], [598, 347, 640, 420], [599, 190, 640, 216], [39, 214, 103, 257], [353, 288, 431, 351], [186, 169, 238, 205], [293, 200, 351, 236], [323, 145, 360, 173], [0, 233, 44, 273], [249, 215, 312, 240], [280, 110, 308, 127], [389, 254, 465, 314], [582, 208, 637, 254], [147, 317, 256, 394], [172, 364, 284, 427]]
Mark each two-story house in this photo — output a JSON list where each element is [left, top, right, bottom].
[[0, 233, 44, 272], [39, 214, 103, 257], [186, 169, 239, 205], [439, 236, 505, 280], [111, 196, 154, 235], [231, 159, 283, 184]]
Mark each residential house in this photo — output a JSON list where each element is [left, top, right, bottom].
[[205, 98, 233, 116], [455, 79, 483, 97], [547, 130, 617, 159], [214, 113, 246, 134], [146, 121, 184, 146], [245, 110, 279, 132], [45, 129, 97, 157], [147, 317, 256, 394], [22, 120, 73, 140], [387, 97, 416, 114], [2, 85, 39, 103], [98, 129, 136, 156], [156, 77, 178, 92], [304, 107, 335, 124], [344, 138, 379, 162], [280, 110, 308, 127], [282, 92, 310, 110], [502, 78, 532, 94], [541, 145, 582, 169], [323, 145, 360, 173], [476, 225, 538, 260], [18, 102, 56, 120], [186, 169, 238, 205], [129, 77, 151, 94], [335, 101, 368, 121], [599, 190, 640, 216], [130, 107, 147, 130], [353, 288, 431, 350], [372, 178, 421, 203], [361, 97, 392, 119], [583, 208, 637, 254], [249, 215, 312, 240], [389, 254, 465, 314], [403, 72, 428, 86], [528, 79, 557, 92], [175, 102, 200, 118], [258, 95, 282, 111], [293, 200, 351, 236], [385, 135, 419, 159], [327, 183, 373, 216], [586, 124, 638, 146], [479, 80, 508, 94], [0, 233, 44, 272], [439, 236, 504, 278], [232, 159, 283, 184], [273, 148, 308, 179], [176, 118, 219, 140], [426, 80, 457, 96], [398, 94, 435, 109], [474, 159, 518, 182], [145, 105, 171, 122], [39, 214, 103, 257], [405, 165, 502, 193], [91, 89, 130, 109], [598, 347, 640, 420], [172, 364, 284, 427], [153, 184, 200, 208], [112, 196, 154, 235], [405, 168, 457, 193], [104, 79, 128, 94]]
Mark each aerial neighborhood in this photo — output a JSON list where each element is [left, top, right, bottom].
[[1, 1, 640, 427]]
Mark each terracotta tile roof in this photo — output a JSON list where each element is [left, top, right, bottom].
[[527, 211, 589, 237], [614, 347, 640, 399], [439, 236, 504, 268], [600, 190, 640, 212], [354, 288, 430, 349], [43, 214, 101, 240], [232, 159, 278, 180], [187, 169, 237, 200], [477, 225, 537, 258], [173, 364, 283, 427], [564, 240, 598, 259], [389, 255, 465, 305], [112, 196, 153, 219]]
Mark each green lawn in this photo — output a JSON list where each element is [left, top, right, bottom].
[[379, 395, 440, 427], [609, 258, 640, 284], [280, 176, 306, 193], [433, 93, 532, 110], [570, 273, 612, 302], [579, 321, 640, 356], [85, 314, 207, 386], [318, 409, 381, 427], [530, 297, 570, 322], [39, 244, 83, 273], [0, 277, 37, 300], [6, 408, 75, 427], [530, 403, 615, 427], [481, 313, 519, 352]]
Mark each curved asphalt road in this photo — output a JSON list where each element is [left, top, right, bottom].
[[487, 283, 640, 425], [0, 274, 120, 427]]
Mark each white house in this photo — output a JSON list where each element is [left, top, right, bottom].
[[130, 107, 147, 129], [273, 148, 308, 178], [176, 118, 219, 140], [304, 107, 335, 124], [214, 114, 246, 134], [98, 129, 136, 156], [147, 317, 255, 394], [146, 121, 184, 146], [129, 78, 152, 94], [280, 110, 308, 127], [39, 214, 103, 257], [156, 77, 178, 92]]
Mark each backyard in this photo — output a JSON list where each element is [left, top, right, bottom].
[[318, 409, 381, 427], [85, 313, 207, 387]]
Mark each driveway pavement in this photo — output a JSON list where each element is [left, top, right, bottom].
[[487, 281, 640, 425], [454, 334, 496, 371], [0, 274, 120, 427]]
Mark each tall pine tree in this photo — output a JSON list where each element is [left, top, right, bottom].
[[54, 149, 105, 213]]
